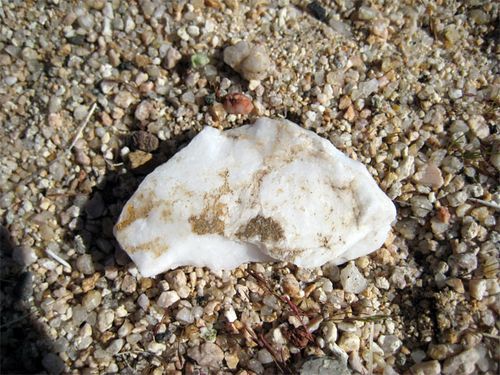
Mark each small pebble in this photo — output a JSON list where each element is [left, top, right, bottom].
[[322, 321, 338, 345], [414, 163, 443, 188], [157, 291, 181, 310], [106, 339, 124, 355], [128, 150, 153, 169], [76, 254, 95, 275], [97, 309, 115, 332], [82, 290, 102, 311], [163, 47, 182, 69], [340, 263, 367, 294], [378, 335, 402, 355], [223, 93, 254, 115], [147, 341, 166, 355], [114, 91, 136, 108], [223, 41, 272, 81], [137, 293, 149, 310], [300, 356, 351, 375], [410, 360, 441, 375], [118, 320, 133, 337], [442, 348, 480, 375], [175, 307, 194, 324], [338, 332, 360, 353], [282, 274, 303, 298], [121, 274, 137, 294], [134, 101, 154, 122], [131, 131, 159, 152], [187, 342, 224, 369]]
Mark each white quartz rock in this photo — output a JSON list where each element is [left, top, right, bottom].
[[114, 118, 396, 277]]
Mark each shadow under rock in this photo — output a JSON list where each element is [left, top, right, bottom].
[[73, 129, 197, 283], [0, 225, 59, 374]]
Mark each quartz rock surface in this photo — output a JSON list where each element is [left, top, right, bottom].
[[114, 118, 396, 277]]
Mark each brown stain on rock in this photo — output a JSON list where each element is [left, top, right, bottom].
[[161, 206, 172, 221], [115, 200, 156, 232], [269, 246, 303, 262], [115, 190, 170, 232], [189, 169, 231, 236], [128, 237, 167, 258], [237, 215, 285, 242]]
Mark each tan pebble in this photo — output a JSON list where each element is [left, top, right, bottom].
[[140, 278, 153, 291], [225, 353, 239, 369], [338, 95, 351, 110], [82, 273, 100, 293], [355, 256, 370, 269], [445, 278, 464, 293], [134, 54, 150, 67], [128, 150, 152, 169], [205, 0, 223, 9], [282, 274, 302, 299], [48, 113, 63, 128], [343, 106, 356, 122], [101, 112, 113, 126], [209, 103, 226, 122]]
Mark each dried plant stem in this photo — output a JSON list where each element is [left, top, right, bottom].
[[468, 197, 500, 211], [69, 102, 97, 151], [45, 248, 72, 270]]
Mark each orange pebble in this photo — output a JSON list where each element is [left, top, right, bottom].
[[223, 93, 254, 115], [437, 206, 451, 224]]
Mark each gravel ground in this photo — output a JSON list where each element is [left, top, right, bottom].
[[1, 1, 499, 374]]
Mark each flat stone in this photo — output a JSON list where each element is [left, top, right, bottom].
[[157, 291, 180, 308], [411, 360, 441, 375], [128, 150, 153, 169], [187, 342, 224, 369], [300, 356, 352, 375], [442, 348, 480, 375], [114, 118, 396, 277], [413, 163, 443, 188]]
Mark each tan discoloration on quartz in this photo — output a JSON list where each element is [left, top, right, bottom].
[[115, 199, 156, 232], [189, 169, 232, 236], [161, 206, 172, 221], [128, 237, 167, 258], [189, 201, 228, 235], [269, 246, 304, 263], [237, 215, 285, 242]]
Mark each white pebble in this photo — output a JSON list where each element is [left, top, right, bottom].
[[340, 262, 367, 294], [157, 290, 180, 308], [137, 293, 150, 310], [224, 306, 237, 322]]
